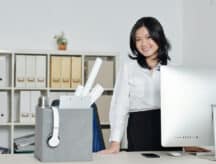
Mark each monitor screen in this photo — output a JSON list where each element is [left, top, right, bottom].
[[161, 66, 216, 147]]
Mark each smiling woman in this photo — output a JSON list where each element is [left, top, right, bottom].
[[99, 17, 181, 154], [129, 17, 171, 70]]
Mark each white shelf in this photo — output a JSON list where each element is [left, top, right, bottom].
[[49, 88, 76, 91], [13, 123, 35, 126], [104, 88, 114, 91], [0, 123, 12, 126], [0, 88, 12, 90], [13, 88, 48, 92], [14, 88, 48, 91], [100, 122, 110, 126], [0, 50, 118, 154]]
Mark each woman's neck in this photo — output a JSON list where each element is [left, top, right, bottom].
[[146, 53, 159, 69]]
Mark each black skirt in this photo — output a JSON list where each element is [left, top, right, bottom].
[[127, 109, 182, 151]]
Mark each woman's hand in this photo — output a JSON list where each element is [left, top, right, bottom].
[[98, 141, 120, 154]]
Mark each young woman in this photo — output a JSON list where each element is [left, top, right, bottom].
[[100, 17, 180, 153]]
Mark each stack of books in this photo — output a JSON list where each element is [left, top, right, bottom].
[[14, 134, 35, 153], [0, 146, 9, 154]]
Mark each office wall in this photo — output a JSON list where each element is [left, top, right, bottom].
[[182, 0, 216, 66], [0, 0, 182, 64]]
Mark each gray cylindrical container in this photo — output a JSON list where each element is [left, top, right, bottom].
[[38, 96, 49, 109]]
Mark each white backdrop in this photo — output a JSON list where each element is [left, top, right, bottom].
[[0, 0, 182, 64], [182, 0, 216, 66]]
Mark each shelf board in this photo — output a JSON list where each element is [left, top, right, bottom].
[[14, 49, 48, 55], [104, 88, 114, 91], [0, 50, 12, 53], [14, 88, 48, 91], [49, 50, 119, 56], [100, 121, 110, 124], [0, 123, 12, 126], [49, 88, 75, 91], [13, 123, 35, 126], [0, 87, 12, 90]]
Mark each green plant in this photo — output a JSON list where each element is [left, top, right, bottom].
[[54, 32, 67, 45]]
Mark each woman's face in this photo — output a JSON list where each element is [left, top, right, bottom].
[[135, 26, 159, 58]]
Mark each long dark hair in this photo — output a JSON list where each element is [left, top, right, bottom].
[[129, 17, 171, 69]]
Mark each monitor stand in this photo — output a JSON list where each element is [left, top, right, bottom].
[[197, 104, 216, 161]]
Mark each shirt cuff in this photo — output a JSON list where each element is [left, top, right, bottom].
[[109, 128, 124, 143]]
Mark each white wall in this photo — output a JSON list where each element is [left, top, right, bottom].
[[182, 0, 216, 66], [0, 0, 182, 64]]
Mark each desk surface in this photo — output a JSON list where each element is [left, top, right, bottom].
[[0, 151, 215, 164]]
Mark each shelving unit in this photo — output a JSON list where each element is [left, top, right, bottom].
[[0, 50, 118, 154]]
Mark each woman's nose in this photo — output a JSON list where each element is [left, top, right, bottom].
[[141, 39, 148, 46]]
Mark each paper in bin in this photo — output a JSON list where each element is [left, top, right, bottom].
[[59, 96, 91, 109]]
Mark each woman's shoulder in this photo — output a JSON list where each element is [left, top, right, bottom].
[[122, 57, 137, 69]]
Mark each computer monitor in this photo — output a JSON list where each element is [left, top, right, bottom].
[[161, 66, 216, 148]]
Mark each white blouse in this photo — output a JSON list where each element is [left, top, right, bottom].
[[109, 59, 161, 142]]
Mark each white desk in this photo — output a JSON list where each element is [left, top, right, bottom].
[[0, 151, 215, 164]]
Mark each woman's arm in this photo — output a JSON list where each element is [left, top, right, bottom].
[[99, 61, 130, 154]]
